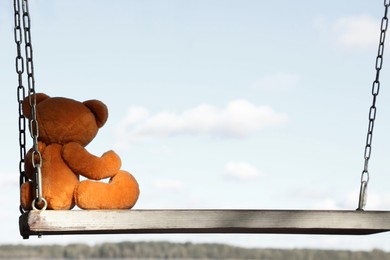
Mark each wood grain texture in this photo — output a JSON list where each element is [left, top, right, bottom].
[[19, 209, 390, 238]]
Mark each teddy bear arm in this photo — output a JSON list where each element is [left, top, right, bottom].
[[62, 142, 121, 180]]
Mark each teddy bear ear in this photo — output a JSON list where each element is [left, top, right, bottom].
[[22, 93, 50, 118], [83, 100, 108, 128]]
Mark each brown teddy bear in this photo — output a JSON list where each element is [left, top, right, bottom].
[[20, 93, 140, 210]]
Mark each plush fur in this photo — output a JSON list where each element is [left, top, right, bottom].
[[21, 93, 139, 210]]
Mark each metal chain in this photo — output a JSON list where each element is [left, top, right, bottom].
[[15, 0, 47, 211], [357, 0, 390, 210], [14, 0, 27, 214]]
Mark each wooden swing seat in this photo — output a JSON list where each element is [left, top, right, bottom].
[[19, 209, 390, 239]]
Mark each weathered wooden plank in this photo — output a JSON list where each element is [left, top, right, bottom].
[[19, 209, 390, 239]]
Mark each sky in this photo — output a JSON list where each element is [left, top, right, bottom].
[[2, 0, 390, 251]]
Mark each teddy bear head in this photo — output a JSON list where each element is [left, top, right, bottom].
[[22, 93, 108, 147]]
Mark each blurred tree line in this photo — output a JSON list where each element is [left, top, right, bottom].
[[0, 241, 388, 259]]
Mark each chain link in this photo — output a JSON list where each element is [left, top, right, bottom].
[[357, 1, 389, 210], [14, 0, 46, 211]]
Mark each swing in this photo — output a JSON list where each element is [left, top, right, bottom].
[[16, 0, 390, 239]]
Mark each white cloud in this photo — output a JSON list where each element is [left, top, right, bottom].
[[289, 187, 330, 200], [333, 190, 390, 210], [288, 187, 359, 210], [153, 178, 185, 191], [0, 174, 19, 189], [362, 192, 390, 210], [253, 72, 301, 92], [115, 99, 287, 146], [313, 199, 340, 210], [222, 161, 263, 181], [334, 15, 378, 49], [314, 14, 379, 49], [307, 190, 390, 210]]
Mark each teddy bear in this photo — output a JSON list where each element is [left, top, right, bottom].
[[20, 93, 139, 210]]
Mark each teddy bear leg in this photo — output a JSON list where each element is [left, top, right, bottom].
[[75, 170, 140, 210], [20, 181, 34, 211], [41, 144, 79, 210]]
